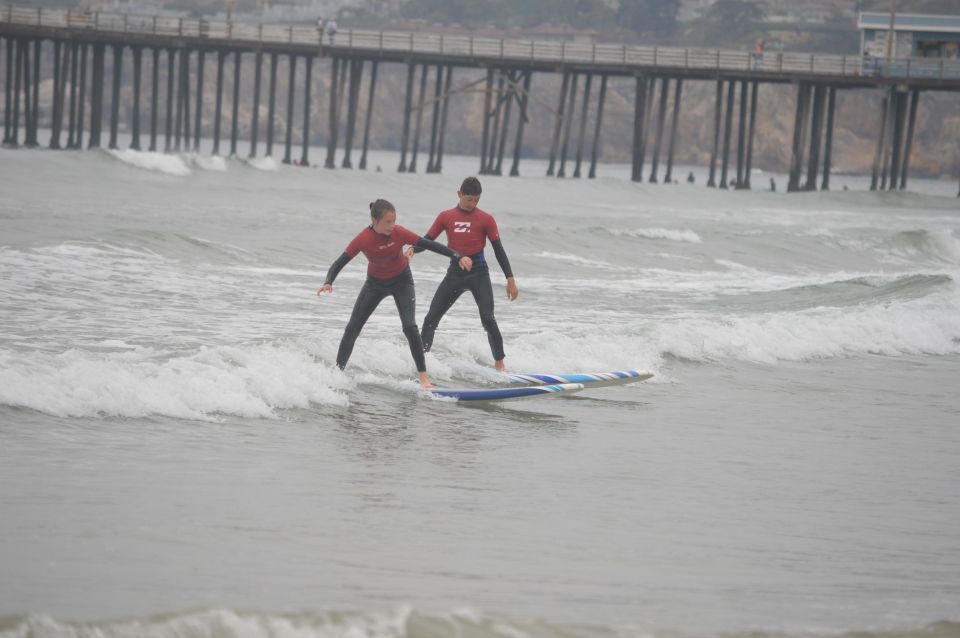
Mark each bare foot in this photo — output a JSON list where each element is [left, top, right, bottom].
[[418, 371, 434, 389], [494, 359, 506, 372]]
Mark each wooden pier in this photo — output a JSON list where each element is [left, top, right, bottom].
[[2, 5, 959, 193]]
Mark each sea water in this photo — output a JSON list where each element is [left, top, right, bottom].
[[1, 145, 959, 638]]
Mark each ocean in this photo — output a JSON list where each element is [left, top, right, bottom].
[[1, 144, 959, 638]]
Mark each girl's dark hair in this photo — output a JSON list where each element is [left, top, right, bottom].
[[459, 177, 482, 196], [369, 199, 395, 220]]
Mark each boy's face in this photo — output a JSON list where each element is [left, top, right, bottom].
[[457, 191, 480, 211]]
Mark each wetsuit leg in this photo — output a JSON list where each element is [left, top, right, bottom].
[[467, 267, 505, 361], [420, 270, 468, 353], [390, 269, 428, 372], [336, 278, 390, 370]]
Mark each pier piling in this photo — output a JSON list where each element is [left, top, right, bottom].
[[358, 60, 378, 170], [588, 73, 607, 179]]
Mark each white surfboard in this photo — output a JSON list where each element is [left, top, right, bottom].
[[506, 370, 653, 388], [429, 382, 584, 402]]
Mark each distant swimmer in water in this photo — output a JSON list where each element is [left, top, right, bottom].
[[410, 176, 518, 372], [318, 198, 473, 389]]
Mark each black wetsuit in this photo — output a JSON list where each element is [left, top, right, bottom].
[[414, 205, 514, 361], [420, 253, 510, 361], [334, 267, 423, 371], [324, 226, 463, 372]]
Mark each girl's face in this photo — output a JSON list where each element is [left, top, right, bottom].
[[372, 209, 397, 235]]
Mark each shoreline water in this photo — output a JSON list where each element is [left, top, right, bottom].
[[6, 130, 960, 198]]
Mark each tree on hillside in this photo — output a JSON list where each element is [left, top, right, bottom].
[[398, 0, 615, 29], [706, 0, 766, 26], [399, 0, 497, 25], [702, 0, 767, 46], [524, 0, 616, 29], [616, 0, 679, 40]]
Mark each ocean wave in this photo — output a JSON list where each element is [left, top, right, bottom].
[[0, 609, 957, 638], [608, 227, 703, 243], [654, 291, 960, 364], [883, 229, 960, 264], [189, 153, 229, 171], [0, 340, 351, 421], [104, 149, 239, 175], [435, 281, 960, 372], [510, 225, 702, 244], [712, 273, 955, 312], [106, 149, 192, 176], [3, 280, 959, 419], [244, 156, 281, 171], [532, 251, 633, 271]]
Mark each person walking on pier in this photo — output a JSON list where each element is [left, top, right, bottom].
[[318, 199, 473, 389], [412, 177, 519, 372], [753, 39, 764, 69]]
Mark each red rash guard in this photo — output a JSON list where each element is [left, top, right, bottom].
[[344, 224, 421, 280], [425, 207, 500, 256]]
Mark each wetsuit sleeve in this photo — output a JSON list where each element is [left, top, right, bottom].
[[323, 251, 353, 285], [490, 238, 513, 279], [413, 213, 446, 253], [415, 236, 462, 262], [411, 232, 436, 254]]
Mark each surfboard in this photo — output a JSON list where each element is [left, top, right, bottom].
[[429, 382, 584, 402], [505, 369, 653, 388]]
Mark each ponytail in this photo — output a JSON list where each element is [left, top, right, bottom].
[[369, 199, 395, 221]]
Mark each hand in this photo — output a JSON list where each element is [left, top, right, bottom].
[[506, 277, 518, 301], [458, 256, 473, 271], [405, 247, 415, 258], [317, 283, 333, 295]]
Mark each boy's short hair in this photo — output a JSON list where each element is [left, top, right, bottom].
[[459, 177, 482, 196]]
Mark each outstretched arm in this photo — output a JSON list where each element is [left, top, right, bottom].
[[411, 233, 437, 254], [317, 251, 353, 294], [415, 236, 472, 271], [491, 238, 518, 301]]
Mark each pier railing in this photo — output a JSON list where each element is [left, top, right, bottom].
[[3, 4, 960, 81]]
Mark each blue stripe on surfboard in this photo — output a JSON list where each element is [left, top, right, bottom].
[[506, 370, 653, 386], [430, 382, 584, 402]]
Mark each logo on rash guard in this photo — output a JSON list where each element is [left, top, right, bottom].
[[454, 221, 471, 233], [378, 241, 395, 250]]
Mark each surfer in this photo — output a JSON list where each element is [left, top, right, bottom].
[[411, 177, 518, 372], [318, 199, 473, 389]]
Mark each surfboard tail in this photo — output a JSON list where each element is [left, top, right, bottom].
[[429, 382, 584, 402], [506, 370, 654, 388]]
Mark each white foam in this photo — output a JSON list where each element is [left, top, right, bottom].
[[0, 340, 352, 420], [232, 265, 323, 277], [245, 156, 281, 171], [657, 284, 960, 364], [191, 153, 229, 171], [4, 607, 414, 638], [443, 282, 960, 372], [106, 148, 192, 176], [533, 251, 632, 271], [611, 227, 703, 243]]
